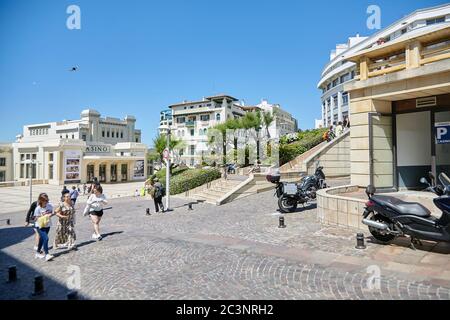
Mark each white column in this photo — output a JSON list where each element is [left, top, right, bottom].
[[337, 91, 343, 123], [330, 95, 335, 125]]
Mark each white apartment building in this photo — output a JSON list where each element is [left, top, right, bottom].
[[0, 143, 13, 182], [255, 99, 298, 137], [12, 109, 148, 185], [317, 3, 450, 128], [168, 95, 246, 167]]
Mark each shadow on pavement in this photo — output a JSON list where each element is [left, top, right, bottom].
[[366, 235, 450, 254], [0, 227, 87, 300]]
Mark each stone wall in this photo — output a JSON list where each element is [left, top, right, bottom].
[[316, 185, 366, 231]]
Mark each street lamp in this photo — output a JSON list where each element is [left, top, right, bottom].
[[164, 126, 172, 212], [24, 159, 38, 206]]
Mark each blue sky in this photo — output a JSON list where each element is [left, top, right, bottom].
[[0, 0, 447, 145]]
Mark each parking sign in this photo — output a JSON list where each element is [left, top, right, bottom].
[[436, 122, 450, 144]]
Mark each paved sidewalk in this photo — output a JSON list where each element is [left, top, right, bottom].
[[1, 186, 449, 300]]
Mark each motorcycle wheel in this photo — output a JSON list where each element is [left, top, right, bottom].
[[307, 186, 317, 199], [278, 196, 298, 213], [368, 214, 396, 244]]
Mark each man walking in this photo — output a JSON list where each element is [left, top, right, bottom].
[[152, 178, 165, 213], [70, 186, 79, 206]]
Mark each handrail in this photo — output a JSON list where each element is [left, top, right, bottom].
[[368, 64, 406, 77]]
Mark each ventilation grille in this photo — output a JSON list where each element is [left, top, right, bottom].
[[416, 96, 437, 108]]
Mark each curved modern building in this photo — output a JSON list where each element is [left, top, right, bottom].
[[317, 3, 450, 128]]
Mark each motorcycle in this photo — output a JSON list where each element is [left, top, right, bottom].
[[266, 166, 327, 213], [362, 172, 450, 248]]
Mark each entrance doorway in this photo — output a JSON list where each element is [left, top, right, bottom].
[[87, 164, 95, 182], [121, 164, 128, 182], [110, 164, 117, 182], [99, 164, 107, 183]]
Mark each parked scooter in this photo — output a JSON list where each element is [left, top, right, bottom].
[[266, 166, 327, 213], [362, 172, 450, 248]]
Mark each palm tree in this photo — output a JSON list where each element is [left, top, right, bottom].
[[261, 111, 275, 158], [152, 133, 182, 173]]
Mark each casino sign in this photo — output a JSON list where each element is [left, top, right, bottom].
[[85, 144, 111, 154]]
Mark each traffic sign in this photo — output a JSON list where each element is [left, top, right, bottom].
[[163, 148, 170, 160]]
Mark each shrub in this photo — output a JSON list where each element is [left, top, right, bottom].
[[279, 128, 326, 165], [160, 168, 222, 195], [153, 167, 188, 181]]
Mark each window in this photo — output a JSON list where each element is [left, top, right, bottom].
[[190, 106, 194, 109], [177, 117, 185, 124], [326, 83, 331, 91], [20, 154, 25, 161], [121, 132, 124, 139], [0, 158, 5, 166], [332, 78, 339, 87], [136, 138, 139, 143], [0, 171, 5, 182], [102, 131, 105, 137], [340, 73, 350, 83], [72, 134, 75, 139], [32, 154, 36, 160], [107, 131, 110, 138], [342, 92, 349, 105], [216, 114, 221, 121], [82, 134, 87, 141], [49, 153, 54, 162], [333, 95, 338, 107], [48, 164, 53, 180], [190, 129, 195, 136], [401, 28, 407, 35], [66, 134, 69, 139], [426, 16, 445, 25], [190, 145, 195, 156], [20, 164, 24, 178], [351, 70, 355, 79]]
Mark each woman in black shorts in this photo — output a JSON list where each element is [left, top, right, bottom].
[[85, 185, 108, 241]]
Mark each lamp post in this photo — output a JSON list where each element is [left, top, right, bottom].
[[165, 128, 171, 211], [25, 159, 37, 206]]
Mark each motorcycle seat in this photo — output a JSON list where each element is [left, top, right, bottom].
[[372, 195, 431, 217]]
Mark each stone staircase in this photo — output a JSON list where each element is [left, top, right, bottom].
[[190, 176, 246, 205], [280, 141, 327, 173]]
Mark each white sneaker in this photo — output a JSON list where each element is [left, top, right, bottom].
[[33, 246, 38, 251], [92, 233, 98, 240], [45, 254, 54, 261], [35, 253, 45, 259]]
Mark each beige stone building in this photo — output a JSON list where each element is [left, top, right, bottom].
[[0, 143, 13, 182], [343, 18, 450, 190], [12, 109, 148, 185]]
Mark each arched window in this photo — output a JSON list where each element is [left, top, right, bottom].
[[216, 113, 221, 121]]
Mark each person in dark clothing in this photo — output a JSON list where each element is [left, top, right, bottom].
[[152, 178, 165, 213], [61, 186, 70, 201]]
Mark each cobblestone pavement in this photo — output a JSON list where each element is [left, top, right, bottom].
[[1, 184, 450, 300]]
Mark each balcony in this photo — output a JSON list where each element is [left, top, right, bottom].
[[347, 24, 450, 82], [185, 120, 196, 127]]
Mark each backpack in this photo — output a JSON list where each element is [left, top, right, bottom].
[[155, 185, 166, 198]]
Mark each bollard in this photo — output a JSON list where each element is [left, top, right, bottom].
[[146, 208, 151, 216], [278, 216, 286, 229], [188, 203, 193, 211], [6, 219, 10, 225], [33, 275, 44, 296], [355, 233, 366, 249], [7, 266, 17, 283], [67, 290, 79, 300]]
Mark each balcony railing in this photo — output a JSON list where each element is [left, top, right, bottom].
[[185, 120, 196, 127]]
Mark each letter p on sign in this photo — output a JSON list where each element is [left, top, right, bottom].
[[437, 127, 448, 140]]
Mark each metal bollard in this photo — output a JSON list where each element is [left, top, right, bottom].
[[355, 233, 366, 249], [7, 266, 17, 282], [278, 216, 286, 228], [6, 219, 10, 225], [33, 275, 44, 296], [67, 290, 79, 300], [188, 203, 193, 211], [146, 208, 151, 215]]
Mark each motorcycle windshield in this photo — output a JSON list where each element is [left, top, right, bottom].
[[439, 172, 450, 187]]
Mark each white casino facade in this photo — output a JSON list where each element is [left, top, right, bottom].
[[12, 109, 148, 185]]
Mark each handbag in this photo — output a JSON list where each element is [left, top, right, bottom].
[[37, 215, 50, 229]]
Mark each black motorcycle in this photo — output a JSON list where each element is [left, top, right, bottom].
[[267, 166, 327, 213], [362, 172, 450, 248]]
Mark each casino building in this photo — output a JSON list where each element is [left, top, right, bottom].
[[12, 109, 148, 185]]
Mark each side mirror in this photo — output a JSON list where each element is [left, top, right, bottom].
[[420, 177, 430, 186], [365, 185, 376, 197]]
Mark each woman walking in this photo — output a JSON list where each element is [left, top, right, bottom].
[[33, 194, 55, 261], [54, 193, 77, 250], [84, 185, 108, 241]]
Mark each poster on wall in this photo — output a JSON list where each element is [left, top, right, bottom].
[[133, 160, 145, 180], [64, 150, 82, 183], [436, 122, 450, 144]]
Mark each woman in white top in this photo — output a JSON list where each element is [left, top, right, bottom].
[[84, 185, 108, 241], [33, 194, 55, 261]]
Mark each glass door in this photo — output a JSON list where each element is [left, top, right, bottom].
[[434, 110, 450, 177], [110, 164, 117, 182], [99, 164, 107, 183], [121, 164, 128, 181], [87, 165, 95, 182]]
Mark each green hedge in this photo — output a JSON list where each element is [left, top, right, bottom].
[[279, 128, 326, 165], [158, 168, 222, 195], [154, 167, 189, 180]]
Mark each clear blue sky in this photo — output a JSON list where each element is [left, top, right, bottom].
[[0, 0, 447, 145]]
